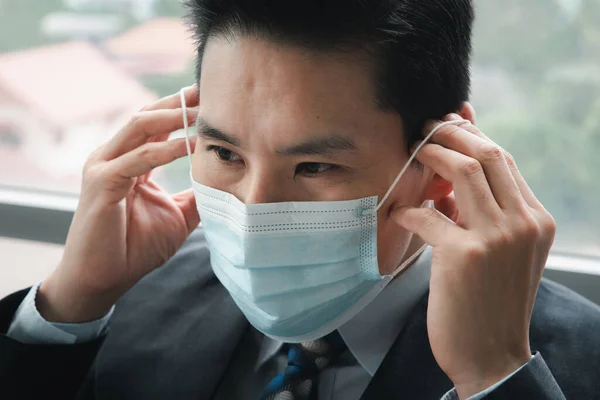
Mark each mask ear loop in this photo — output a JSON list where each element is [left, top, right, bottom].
[[375, 119, 466, 278], [179, 88, 193, 172], [363, 119, 467, 217]]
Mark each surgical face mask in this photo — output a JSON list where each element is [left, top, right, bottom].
[[180, 89, 463, 342]]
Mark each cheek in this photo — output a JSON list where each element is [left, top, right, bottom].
[[376, 216, 413, 275], [373, 173, 429, 274]]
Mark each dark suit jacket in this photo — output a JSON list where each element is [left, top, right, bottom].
[[1, 229, 599, 399]]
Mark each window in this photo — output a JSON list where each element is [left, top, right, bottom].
[[0, 0, 192, 194], [1, 1, 599, 296], [472, 1, 600, 258], [0, 237, 62, 298]]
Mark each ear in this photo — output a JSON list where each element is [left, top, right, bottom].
[[423, 176, 459, 223], [457, 101, 476, 125], [411, 102, 473, 224], [423, 174, 453, 203]]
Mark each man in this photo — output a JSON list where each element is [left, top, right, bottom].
[[1, 0, 599, 399]]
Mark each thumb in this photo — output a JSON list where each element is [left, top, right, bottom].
[[390, 203, 462, 247], [173, 189, 200, 233], [434, 192, 460, 224]]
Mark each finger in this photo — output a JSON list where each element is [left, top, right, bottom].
[[390, 205, 464, 247], [142, 84, 199, 112], [434, 192, 460, 225], [429, 120, 524, 212], [173, 189, 201, 233], [107, 136, 197, 180], [138, 132, 172, 185], [445, 114, 544, 211], [415, 143, 503, 225], [502, 152, 545, 211], [102, 107, 199, 160]]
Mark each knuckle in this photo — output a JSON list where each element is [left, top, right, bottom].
[[479, 143, 503, 162], [83, 152, 99, 172], [461, 240, 487, 262], [138, 102, 154, 112], [490, 223, 514, 247], [82, 158, 95, 175], [459, 159, 483, 177], [137, 143, 164, 168], [462, 120, 476, 130], [503, 151, 518, 169], [128, 112, 146, 129], [442, 125, 463, 140], [82, 163, 107, 186], [137, 142, 157, 158], [539, 212, 557, 237], [84, 142, 108, 167], [517, 213, 541, 239], [427, 143, 444, 159]]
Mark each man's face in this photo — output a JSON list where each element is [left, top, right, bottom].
[[192, 36, 439, 274]]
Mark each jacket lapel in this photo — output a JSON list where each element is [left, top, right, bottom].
[[361, 292, 454, 400], [93, 235, 249, 400]]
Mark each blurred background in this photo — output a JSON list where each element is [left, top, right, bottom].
[[0, 0, 599, 296]]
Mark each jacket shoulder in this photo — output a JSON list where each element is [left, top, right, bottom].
[[530, 278, 600, 399], [532, 277, 600, 334]]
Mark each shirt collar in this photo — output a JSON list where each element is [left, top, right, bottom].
[[338, 245, 432, 375], [255, 245, 433, 374]]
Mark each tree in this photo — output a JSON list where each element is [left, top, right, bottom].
[[0, 0, 65, 51]]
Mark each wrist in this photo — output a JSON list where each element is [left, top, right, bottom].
[[452, 352, 531, 399], [38, 273, 120, 323]]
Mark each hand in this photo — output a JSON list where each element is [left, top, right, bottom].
[[391, 114, 556, 398], [38, 86, 201, 323]]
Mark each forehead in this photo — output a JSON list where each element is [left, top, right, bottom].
[[197, 36, 408, 157], [200, 36, 391, 138], [200, 36, 376, 107]]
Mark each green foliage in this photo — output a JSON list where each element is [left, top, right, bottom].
[[472, 0, 600, 249], [155, 0, 186, 17], [0, 0, 64, 51]]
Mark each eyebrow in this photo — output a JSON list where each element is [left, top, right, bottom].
[[197, 118, 241, 147], [197, 118, 356, 156], [277, 135, 356, 156]]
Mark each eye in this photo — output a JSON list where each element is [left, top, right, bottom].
[[295, 162, 337, 176], [207, 145, 243, 163]]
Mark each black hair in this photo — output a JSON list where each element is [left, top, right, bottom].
[[184, 0, 474, 152]]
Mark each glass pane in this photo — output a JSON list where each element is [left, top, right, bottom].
[[471, 2, 600, 255], [0, 237, 62, 298], [0, 1, 192, 195]]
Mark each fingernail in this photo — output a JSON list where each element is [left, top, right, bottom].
[[447, 113, 462, 121]]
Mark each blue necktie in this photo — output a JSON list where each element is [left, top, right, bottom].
[[258, 331, 347, 400]]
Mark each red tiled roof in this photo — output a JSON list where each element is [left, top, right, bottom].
[[0, 41, 158, 130], [105, 17, 195, 59], [0, 148, 81, 193]]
